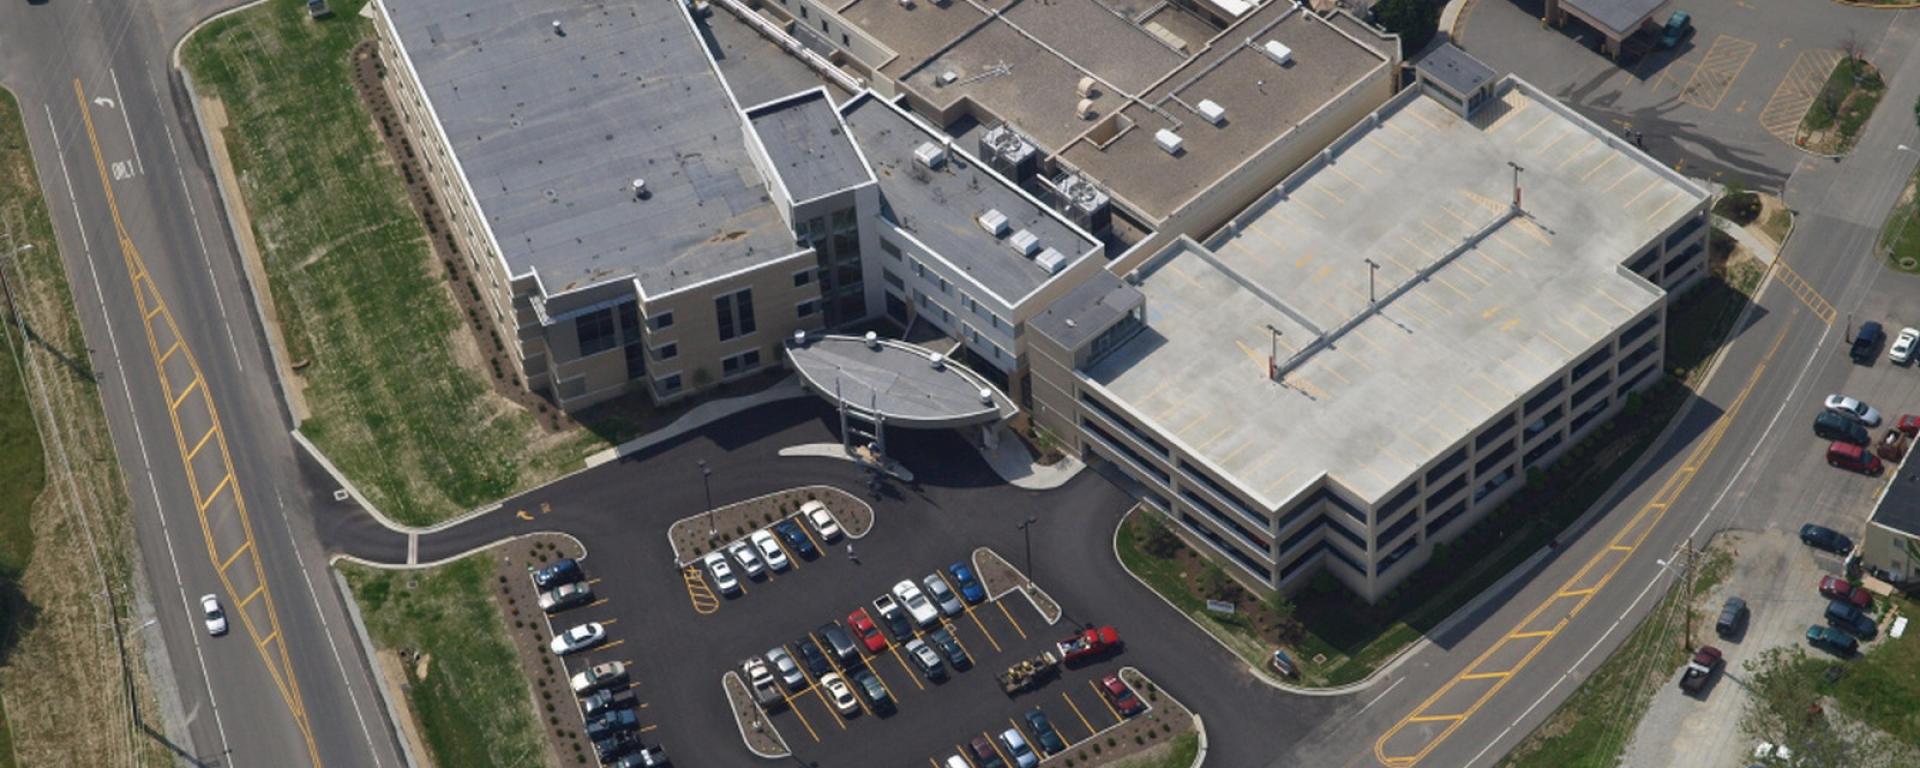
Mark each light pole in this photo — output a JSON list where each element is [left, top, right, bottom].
[[698, 459, 715, 537], [1264, 323, 1283, 379], [1362, 258, 1380, 305], [1017, 515, 1038, 584]]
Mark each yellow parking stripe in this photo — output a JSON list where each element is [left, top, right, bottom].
[[888, 643, 926, 691], [1092, 679, 1124, 722], [996, 599, 1026, 639], [986, 731, 1015, 767], [1061, 690, 1097, 739]]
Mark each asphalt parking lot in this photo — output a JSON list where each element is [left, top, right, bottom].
[[1458, 0, 1893, 188]]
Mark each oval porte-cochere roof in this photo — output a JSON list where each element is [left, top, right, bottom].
[[785, 334, 1015, 428]]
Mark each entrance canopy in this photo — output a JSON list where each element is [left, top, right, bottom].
[[786, 333, 1016, 429]]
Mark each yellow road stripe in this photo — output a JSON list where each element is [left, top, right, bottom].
[[996, 599, 1027, 639], [1062, 690, 1098, 738]]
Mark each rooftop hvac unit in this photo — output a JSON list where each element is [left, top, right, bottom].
[[977, 209, 1010, 237], [1009, 229, 1041, 256], [1076, 99, 1096, 120], [1076, 76, 1098, 98], [913, 142, 947, 170], [979, 124, 1039, 184], [938, 71, 958, 86], [1262, 40, 1293, 67], [929, 353, 946, 370], [1154, 128, 1184, 156], [1033, 247, 1068, 275], [1052, 172, 1111, 235], [1197, 99, 1226, 126]]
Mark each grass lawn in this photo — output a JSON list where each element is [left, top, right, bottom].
[[1116, 255, 1762, 687], [341, 556, 547, 768], [1110, 732, 1201, 768], [1800, 56, 1885, 154], [1798, 596, 1920, 748], [179, 0, 609, 525], [1880, 171, 1920, 274]]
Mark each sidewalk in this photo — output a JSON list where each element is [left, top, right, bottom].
[[584, 376, 810, 466], [1711, 213, 1782, 265], [973, 427, 1084, 490]]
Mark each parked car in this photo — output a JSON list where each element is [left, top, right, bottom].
[[1656, 10, 1692, 49], [894, 579, 940, 626], [702, 551, 741, 596], [1000, 727, 1039, 768], [592, 731, 640, 762], [1100, 672, 1145, 717], [585, 708, 639, 740], [968, 735, 1009, 768], [875, 594, 915, 641], [1715, 596, 1748, 640], [1852, 321, 1885, 364], [1893, 327, 1920, 363], [947, 561, 987, 603], [609, 744, 669, 767], [306, 0, 333, 19], [550, 622, 607, 655], [1814, 410, 1871, 445], [1677, 645, 1722, 695], [1828, 441, 1885, 475], [1825, 599, 1877, 637], [773, 519, 818, 559], [815, 621, 859, 663], [943, 755, 970, 768], [1878, 429, 1908, 462], [538, 581, 593, 613], [793, 637, 833, 677], [1819, 575, 1872, 608], [571, 661, 628, 693], [1024, 707, 1067, 754], [582, 686, 637, 716], [200, 594, 228, 637], [924, 573, 964, 617], [726, 539, 765, 579], [800, 500, 842, 542], [741, 657, 776, 695], [1800, 523, 1853, 554], [820, 672, 858, 715], [750, 530, 791, 572], [928, 626, 970, 669], [766, 646, 805, 690], [847, 607, 887, 653], [1899, 413, 1920, 438], [904, 638, 947, 680], [851, 668, 893, 713], [1825, 394, 1883, 426], [534, 557, 583, 589], [1807, 624, 1859, 655]]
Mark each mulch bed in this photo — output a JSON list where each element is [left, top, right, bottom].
[[668, 485, 873, 563], [973, 547, 1061, 624], [490, 535, 596, 766], [723, 671, 788, 757], [1051, 669, 1196, 767]]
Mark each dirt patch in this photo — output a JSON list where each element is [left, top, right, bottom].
[[668, 485, 873, 563], [974, 547, 1062, 624]]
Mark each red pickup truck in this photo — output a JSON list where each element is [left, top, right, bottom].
[[1056, 626, 1120, 664], [1678, 646, 1722, 695]]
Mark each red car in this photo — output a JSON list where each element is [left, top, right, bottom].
[[1899, 414, 1920, 438], [1818, 575, 1871, 608], [847, 607, 887, 654], [1099, 672, 1145, 717]]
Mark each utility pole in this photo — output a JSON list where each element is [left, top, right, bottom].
[[1682, 537, 1697, 649], [699, 459, 715, 537]]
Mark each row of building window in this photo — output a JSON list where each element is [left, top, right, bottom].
[[1082, 418, 1170, 485], [1080, 392, 1170, 457]]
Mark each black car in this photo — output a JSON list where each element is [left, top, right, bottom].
[[1825, 599, 1878, 637], [1715, 596, 1748, 640], [582, 686, 638, 716], [928, 626, 970, 669], [534, 557, 584, 588], [1800, 524, 1853, 555], [876, 598, 915, 642], [593, 731, 639, 761], [815, 622, 859, 663], [851, 668, 893, 714], [793, 637, 833, 677], [773, 519, 817, 558], [1024, 707, 1066, 754], [586, 708, 639, 740]]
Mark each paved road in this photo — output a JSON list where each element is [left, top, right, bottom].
[[0, 1, 405, 766]]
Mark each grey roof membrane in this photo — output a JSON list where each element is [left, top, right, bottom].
[[787, 336, 1011, 425], [1873, 453, 1920, 538], [840, 95, 1099, 306], [383, 0, 796, 297], [1418, 43, 1497, 96], [1029, 269, 1143, 350], [1564, 0, 1669, 36], [746, 90, 871, 204]]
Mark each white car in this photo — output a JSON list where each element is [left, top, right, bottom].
[[892, 579, 939, 627], [726, 539, 765, 578], [200, 594, 228, 636], [750, 530, 791, 572], [549, 622, 607, 655], [570, 661, 627, 693], [800, 500, 842, 542], [742, 657, 775, 691], [923, 573, 963, 617], [944, 756, 969, 768], [1894, 327, 1920, 363], [820, 672, 858, 715], [703, 551, 741, 595], [1824, 394, 1883, 426]]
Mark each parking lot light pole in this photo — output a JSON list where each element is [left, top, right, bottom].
[[1017, 515, 1038, 583], [699, 459, 715, 537]]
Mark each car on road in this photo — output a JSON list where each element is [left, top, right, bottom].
[[571, 661, 628, 693], [1100, 672, 1145, 717], [1024, 707, 1066, 754], [1678, 645, 1722, 695], [815, 621, 859, 663], [894, 579, 940, 626], [1893, 327, 1920, 363], [874, 594, 915, 641], [1800, 523, 1853, 554], [773, 519, 818, 559], [534, 557, 583, 589], [766, 646, 805, 690], [1852, 321, 1885, 364], [1819, 575, 1872, 608], [904, 638, 947, 680], [1000, 727, 1039, 768], [1656, 10, 1692, 49], [1825, 395, 1883, 426], [947, 561, 986, 603], [968, 735, 1008, 768], [582, 686, 638, 716], [585, 707, 639, 739], [200, 594, 228, 637], [593, 731, 639, 762], [538, 581, 594, 613], [820, 672, 859, 715], [1807, 624, 1859, 655], [851, 668, 893, 713], [550, 622, 607, 655], [793, 637, 833, 677], [800, 500, 842, 542], [847, 607, 887, 653], [1825, 599, 1877, 637], [702, 551, 740, 596], [924, 573, 964, 616], [726, 540, 765, 579], [928, 626, 970, 669], [1715, 596, 1748, 640], [750, 530, 791, 572]]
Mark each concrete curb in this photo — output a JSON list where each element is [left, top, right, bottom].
[[331, 568, 422, 768], [1438, 0, 1476, 43], [1119, 666, 1206, 766], [665, 484, 873, 566], [972, 546, 1063, 625], [1190, 713, 1208, 767], [721, 671, 790, 760], [290, 428, 509, 535]]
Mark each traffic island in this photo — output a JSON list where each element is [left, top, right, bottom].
[[668, 485, 873, 564], [1052, 668, 1201, 768], [975, 546, 1062, 624], [722, 671, 789, 758], [1797, 54, 1885, 155]]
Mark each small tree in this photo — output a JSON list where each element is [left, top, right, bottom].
[[1373, 0, 1441, 54], [1263, 589, 1304, 645], [1138, 511, 1182, 559]]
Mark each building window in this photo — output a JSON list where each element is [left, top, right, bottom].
[[654, 342, 678, 361], [655, 373, 684, 397], [618, 302, 640, 342], [794, 269, 813, 287], [881, 240, 902, 261], [715, 289, 756, 341], [649, 311, 675, 331], [882, 269, 905, 290], [939, 277, 953, 295], [576, 308, 617, 356], [722, 349, 763, 377], [1573, 344, 1615, 382], [798, 300, 819, 318], [1080, 391, 1169, 457], [623, 341, 647, 380], [1621, 314, 1659, 346], [1474, 412, 1516, 450], [1525, 380, 1564, 415]]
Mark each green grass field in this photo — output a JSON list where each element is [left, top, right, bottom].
[[342, 557, 547, 768], [179, 0, 602, 525]]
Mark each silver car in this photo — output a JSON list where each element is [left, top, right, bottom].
[[923, 573, 963, 617], [766, 646, 805, 690], [727, 540, 765, 578]]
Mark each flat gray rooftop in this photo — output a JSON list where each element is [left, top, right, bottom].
[[699, 7, 850, 108], [1872, 453, 1920, 538], [787, 335, 1014, 426], [747, 90, 872, 204], [840, 95, 1099, 305], [1563, 0, 1668, 36], [382, 0, 795, 296], [1418, 42, 1497, 96], [1084, 79, 1706, 507], [1031, 270, 1143, 350]]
